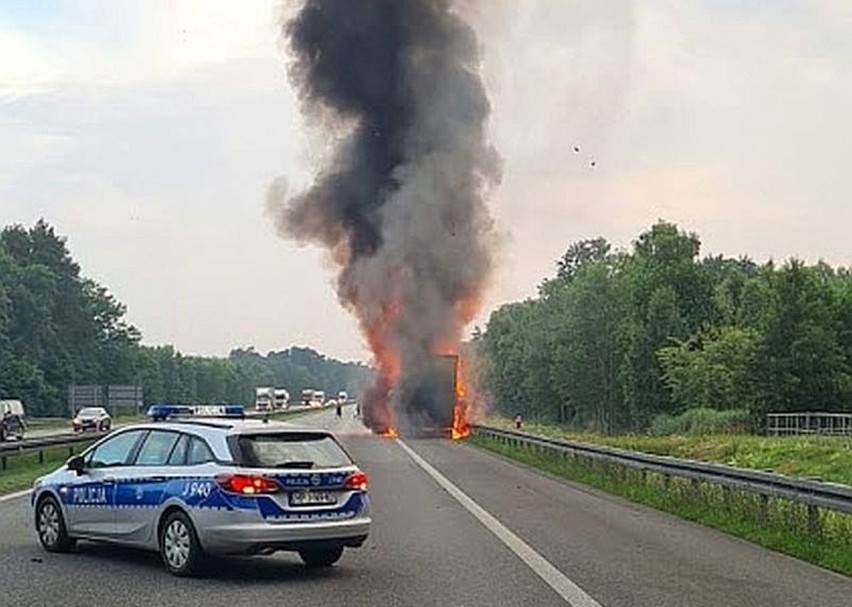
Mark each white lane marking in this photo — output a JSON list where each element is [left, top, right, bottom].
[[397, 439, 605, 607], [0, 489, 31, 503]]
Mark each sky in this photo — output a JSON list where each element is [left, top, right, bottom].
[[2, 1, 851, 362]]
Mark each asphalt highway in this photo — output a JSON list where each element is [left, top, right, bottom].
[[0, 407, 848, 607]]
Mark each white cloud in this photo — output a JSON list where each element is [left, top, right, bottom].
[[0, 1, 286, 97], [0, 28, 57, 98]]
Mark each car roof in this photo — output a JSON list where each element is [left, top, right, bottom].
[[121, 418, 332, 438]]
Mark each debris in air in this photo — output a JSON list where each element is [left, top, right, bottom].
[[573, 146, 580, 153]]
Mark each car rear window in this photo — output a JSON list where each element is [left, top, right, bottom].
[[233, 433, 352, 469]]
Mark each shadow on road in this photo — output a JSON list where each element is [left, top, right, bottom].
[[74, 542, 352, 583]]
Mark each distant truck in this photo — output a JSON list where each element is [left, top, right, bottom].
[[255, 387, 275, 411], [0, 399, 26, 441], [273, 388, 290, 410], [299, 389, 327, 407]]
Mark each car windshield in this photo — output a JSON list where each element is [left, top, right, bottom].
[[234, 433, 351, 469], [78, 408, 103, 417]]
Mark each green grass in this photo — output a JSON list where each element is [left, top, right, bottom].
[[487, 417, 852, 486], [0, 442, 94, 495], [472, 434, 852, 576]]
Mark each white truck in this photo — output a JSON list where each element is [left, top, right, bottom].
[[273, 388, 290, 410], [255, 387, 275, 411]]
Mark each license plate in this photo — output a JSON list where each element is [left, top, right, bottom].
[[289, 490, 337, 507]]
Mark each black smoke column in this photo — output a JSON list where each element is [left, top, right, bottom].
[[270, 0, 500, 435]]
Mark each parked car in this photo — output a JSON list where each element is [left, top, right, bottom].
[[0, 399, 26, 441], [72, 407, 112, 433], [32, 406, 371, 576]]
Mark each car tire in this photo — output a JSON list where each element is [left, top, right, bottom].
[[159, 510, 204, 577], [299, 545, 344, 568], [35, 495, 76, 553], [99, 420, 110, 433]]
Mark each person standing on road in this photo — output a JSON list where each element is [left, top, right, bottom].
[[335, 400, 342, 418]]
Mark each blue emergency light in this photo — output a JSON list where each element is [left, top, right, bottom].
[[147, 404, 246, 421]]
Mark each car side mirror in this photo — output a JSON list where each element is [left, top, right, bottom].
[[67, 455, 86, 475]]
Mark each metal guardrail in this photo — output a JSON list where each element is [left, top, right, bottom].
[[0, 433, 99, 470], [472, 425, 852, 515]]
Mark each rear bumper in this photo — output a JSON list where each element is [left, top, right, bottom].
[[198, 517, 371, 555]]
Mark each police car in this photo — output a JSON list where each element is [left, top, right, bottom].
[[30, 405, 371, 576]]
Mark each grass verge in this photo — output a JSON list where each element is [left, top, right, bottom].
[[471, 433, 852, 576], [486, 417, 852, 486], [0, 442, 94, 496]]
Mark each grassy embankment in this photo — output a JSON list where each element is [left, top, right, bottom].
[[473, 418, 852, 576], [485, 416, 852, 485]]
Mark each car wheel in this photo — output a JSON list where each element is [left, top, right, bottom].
[[299, 545, 344, 568], [36, 496, 76, 553], [99, 420, 110, 432], [160, 510, 204, 576]]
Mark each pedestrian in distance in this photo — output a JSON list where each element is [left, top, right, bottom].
[[514, 412, 523, 430]]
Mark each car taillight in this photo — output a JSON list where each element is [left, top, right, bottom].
[[215, 473, 280, 495], [344, 471, 368, 491]]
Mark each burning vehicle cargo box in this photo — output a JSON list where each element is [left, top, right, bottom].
[[399, 354, 458, 438]]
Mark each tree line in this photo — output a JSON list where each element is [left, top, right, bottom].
[[481, 221, 852, 434], [0, 221, 370, 417]]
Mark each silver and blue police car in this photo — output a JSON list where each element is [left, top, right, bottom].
[[30, 405, 371, 576]]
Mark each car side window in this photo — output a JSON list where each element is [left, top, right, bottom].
[[186, 437, 215, 465], [134, 430, 180, 466], [87, 430, 146, 468], [167, 434, 190, 466]]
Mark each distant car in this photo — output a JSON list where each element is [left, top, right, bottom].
[[0, 399, 26, 441], [31, 406, 371, 576], [72, 407, 112, 433]]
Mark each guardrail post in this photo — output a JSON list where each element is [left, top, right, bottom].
[[1, 455, 5, 471], [758, 494, 769, 523], [807, 505, 821, 536], [38, 449, 44, 464]]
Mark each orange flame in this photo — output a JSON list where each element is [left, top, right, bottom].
[[379, 427, 399, 439], [450, 351, 472, 440]]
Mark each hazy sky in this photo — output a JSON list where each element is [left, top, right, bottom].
[[2, 1, 851, 362]]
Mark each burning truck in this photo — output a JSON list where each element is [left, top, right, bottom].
[[393, 354, 461, 438]]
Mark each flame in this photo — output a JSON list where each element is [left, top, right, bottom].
[[379, 427, 399, 439], [359, 297, 401, 435], [450, 352, 472, 440]]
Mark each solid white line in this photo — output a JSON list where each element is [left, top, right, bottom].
[[0, 489, 31, 503], [396, 439, 605, 607]]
